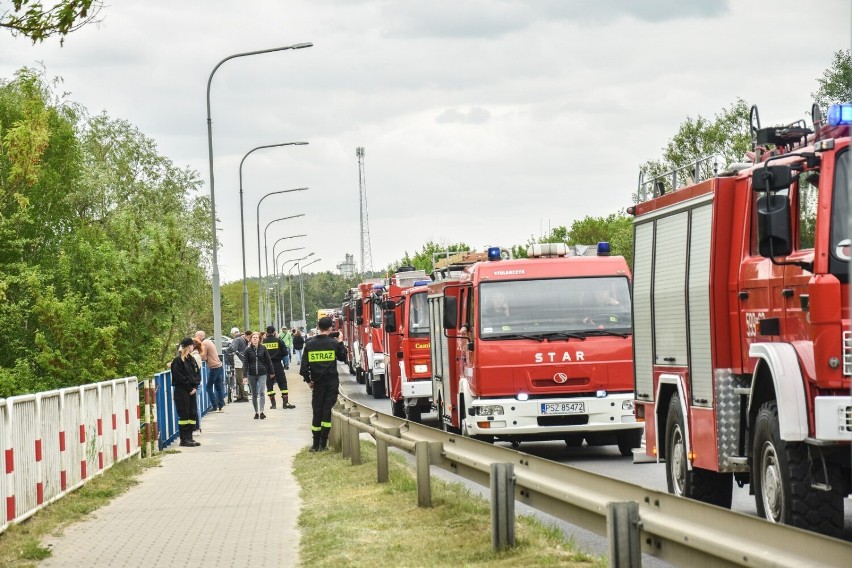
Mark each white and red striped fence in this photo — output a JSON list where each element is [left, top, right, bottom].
[[0, 377, 141, 533]]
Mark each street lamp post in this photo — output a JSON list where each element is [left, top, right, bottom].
[[299, 257, 321, 330], [238, 143, 308, 331], [272, 246, 306, 327], [285, 254, 314, 329], [205, 41, 313, 353], [259, 213, 305, 326], [256, 192, 307, 325]]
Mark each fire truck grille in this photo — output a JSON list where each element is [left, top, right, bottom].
[[844, 331, 852, 376], [843, 406, 852, 432], [537, 415, 589, 427]]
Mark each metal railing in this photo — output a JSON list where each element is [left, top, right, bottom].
[[332, 396, 852, 568], [0, 377, 141, 533]]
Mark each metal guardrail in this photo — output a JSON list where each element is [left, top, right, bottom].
[[332, 395, 852, 568], [0, 377, 141, 534], [153, 362, 216, 449]]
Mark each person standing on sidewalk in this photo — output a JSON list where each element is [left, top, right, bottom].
[[196, 330, 226, 412], [292, 329, 305, 364], [300, 317, 347, 452], [263, 326, 295, 410], [171, 338, 200, 447], [281, 327, 294, 370], [227, 329, 251, 402], [244, 331, 274, 420]]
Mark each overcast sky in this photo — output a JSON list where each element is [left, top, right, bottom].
[[1, 0, 850, 281]]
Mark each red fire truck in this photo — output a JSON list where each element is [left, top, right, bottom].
[[341, 287, 360, 376], [380, 268, 433, 421], [429, 244, 642, 452], [630, 103, 851, 536], [356, 280, 387, 398]]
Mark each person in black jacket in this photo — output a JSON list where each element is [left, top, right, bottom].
[[300, 317, 347, 451], [171, 337, 201, 447], [244, 331, 274, 419], [263, 325, 295, 410], [292, 330, 305, 364]]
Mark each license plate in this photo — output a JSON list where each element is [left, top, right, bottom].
[[541, 402, 585, 415]]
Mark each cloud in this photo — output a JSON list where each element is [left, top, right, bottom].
[[435, 106, 491, 124]]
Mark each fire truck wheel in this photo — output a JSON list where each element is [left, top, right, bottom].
[[563, 434, 584, 447], [753, 401, 844, 536], [371, 372, 386, 399], [365, 372, 373, 395], [355, 368, 365, 384], [392, 399, 406, 418], [665, 397, 733, 507], [616, 429, 642, 457], [404, 404, 422, 423], [348, 362, 355, 375]]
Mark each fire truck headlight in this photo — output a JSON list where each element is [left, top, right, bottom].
[[372, 355, 385, 372], [516, 392, 529, 401], [413, 364, 428, 374], [596, 390, 607, 398], [622, 400, 634, 411], [475, 405, 504, 416]]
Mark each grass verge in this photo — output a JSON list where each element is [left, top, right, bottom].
[[294, 441, 605, 567], [0, 453, 163, 567]]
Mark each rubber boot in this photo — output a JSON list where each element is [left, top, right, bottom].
[[281, 394, 295, 409], [179, 425, 197, 447], [309, 431, 321, 452], [319, 426, 330, 451], [269, 394, 277, 410]]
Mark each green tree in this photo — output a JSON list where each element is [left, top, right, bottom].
[[1, 1, 104, 44], [812, 49, 851, 112], [511, 214, 633, 266]]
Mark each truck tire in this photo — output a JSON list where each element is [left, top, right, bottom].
[[392, 399, 406, 418], [355, 368, 365, 384], [617, 429, 642, 457], [371, 373, 386, 399], [753, 401, 843, 537], [405, 404, 422, 423], [348, 361, 355, 375], [665, 397, 733, 508], [365, 371, 373, 395], [563, 434, 584, 447]]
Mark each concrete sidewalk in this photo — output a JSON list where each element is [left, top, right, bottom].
[[40, 373, 314, 568]]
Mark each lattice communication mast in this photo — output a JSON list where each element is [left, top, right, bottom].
[[356, 146, 374, 275]]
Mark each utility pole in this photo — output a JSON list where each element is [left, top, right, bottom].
[[356, 146, 373, 276]]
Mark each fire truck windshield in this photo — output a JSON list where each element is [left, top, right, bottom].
[[829, 149, 850, 273], [479, 277, 632, 338], [408, 292, 429, 337]]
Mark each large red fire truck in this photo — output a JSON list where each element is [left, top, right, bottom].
[[341, 287, 360, 376], [380, 268, 432, 421], [429, 244, 642, 452], [356, 280, 387, 398], [630, 103, 851, 536]]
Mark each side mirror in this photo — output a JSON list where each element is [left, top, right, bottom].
[[355, 301, 363, 316], [443, 296, 458, 329], [356, 317, 363, 325], [384, 311, 397, 333], [382, 300, 396, 310], [756, 194, 793, 257], [752, 165, 792, 192]]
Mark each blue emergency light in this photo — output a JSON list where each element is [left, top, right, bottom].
[[487, 247, 502, 261], [827, 103, 852, 126], [597, 242, 611, 256], [413, 280, 431, 287]]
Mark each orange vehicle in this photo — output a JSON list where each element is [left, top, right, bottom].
[[380, 268, 432, 420], [429, 244, 641, 452], [630, 103, 851, 535]]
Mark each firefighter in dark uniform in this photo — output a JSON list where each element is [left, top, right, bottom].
[[263, 326, 295, 410], [171, 337, 200, 447], [300, 316, 347, 451]]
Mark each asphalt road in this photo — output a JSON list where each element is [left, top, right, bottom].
[[336, 364, 852, 563]]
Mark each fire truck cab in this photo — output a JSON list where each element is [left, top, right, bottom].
[[381, 268, 432, 421], [356, 280, 387, 398], [631, 103, 851, 536], [430, 244, 642, 452]]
